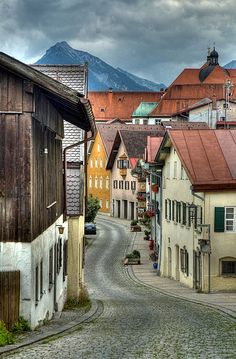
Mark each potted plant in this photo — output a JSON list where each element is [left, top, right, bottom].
[[130, 220, 141, 232], [124, 250, 141, 265]]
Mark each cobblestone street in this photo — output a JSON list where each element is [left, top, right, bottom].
[[4, 218, 236, 359]]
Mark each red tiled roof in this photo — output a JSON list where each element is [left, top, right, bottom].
[[88, 91, 162, 121], [146, 136, 163, 163], [150, 66, 236, 117], [161, 121, 209, 129], [167, 129, 236, 190]]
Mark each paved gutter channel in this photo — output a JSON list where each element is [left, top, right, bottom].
[[0, 300, 104, 357]]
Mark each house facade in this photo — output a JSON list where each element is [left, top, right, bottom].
[[156, 129, 236, 292], [0, 53, 95, 329], [31, 64, 92, 302], [107, 128, 164, 220], [88, 129, 111, 213]]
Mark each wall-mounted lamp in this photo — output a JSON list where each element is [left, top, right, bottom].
[[56, 225, 65, 235]]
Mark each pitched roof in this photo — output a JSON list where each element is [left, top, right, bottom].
[[96, 123, 164, 158], [161, 121, 209, 129], [107, 127, 164, 169], [32, 64, 88, 94], [0, 52, 95, 133], [132, 102, 158, 117], [156, 129, 236, 190], [150, 64, 236, 117], [88, 91, 162, 121], [146, 136, 163, 163]]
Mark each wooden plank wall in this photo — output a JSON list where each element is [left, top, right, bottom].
[[0, 271, 20, 330], [0, 67, 64, 242], [0, 113, 31, 242], [31, 91, 64, 239]]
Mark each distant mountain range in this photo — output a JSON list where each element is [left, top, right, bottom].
[[224, 60, 236, 69], [35, 41, 166, 92]]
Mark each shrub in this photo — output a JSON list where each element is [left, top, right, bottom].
[[0, 321, 14, 346], [11, 317, 31, 334], [126, 250, 141, 259], [85, 195, 100, 223], [131, 220, 138, 226], [132, 250, 141, 258]]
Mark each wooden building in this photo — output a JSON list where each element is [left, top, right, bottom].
[[0, 52, 95, 329]]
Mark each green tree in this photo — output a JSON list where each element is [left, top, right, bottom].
[[85, 195, 100, 222]]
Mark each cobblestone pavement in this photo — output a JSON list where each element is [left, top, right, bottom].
[[4, 218, 236, 359]]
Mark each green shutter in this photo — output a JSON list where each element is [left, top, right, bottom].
[[214, 207, 225, 232]]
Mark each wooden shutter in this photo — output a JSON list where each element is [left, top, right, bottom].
[[214, 207, 225, 232]]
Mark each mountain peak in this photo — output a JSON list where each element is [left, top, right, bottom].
[[36, 42, 165, 91]]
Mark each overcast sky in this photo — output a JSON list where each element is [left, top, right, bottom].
[[1, 0, 236, 85]]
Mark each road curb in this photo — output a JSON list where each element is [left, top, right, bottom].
[[0, 299, 103, 356], [126, 265, 236, 322]]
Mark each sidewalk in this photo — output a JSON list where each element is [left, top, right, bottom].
[[99, 215, 236, 320]]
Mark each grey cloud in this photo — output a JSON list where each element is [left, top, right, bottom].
[[0, 0, 236, 85]]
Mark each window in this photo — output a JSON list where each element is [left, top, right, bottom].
[[100, 159, 103, 168], [100, 176, 103, 189], [186, 203, 191, 228], [180, 247, 189, 276], [49, 247, 53, 290], [225, 207, 236, 232], [113, 180, 118, 189], [106, 200, 109, 209], [90, 159, 93, 168], [173, 161, 177, 179], [143, 119, 148, 125], [95, 158, 98, 168], [155, 119, 161, 125], [117, 159, 129, 169], [135, 118, 140, 124], [57, 237, 62, 274], [131, 181, 136, 191], [106, 176, 109, 189], [40, 260, 43, 298], [89, 176, 92, 188], [168, 199, 171, 221], [165, 199, 168, 220], [119, 180, 124, 189], [125, 181, 129, 190], [181, 165, 184, 180], [63, 241, 68, 281], [95, 176, 98, 188], [172, 201, 175, 222], [98, 143, 101, 152], [166, 162, 170, 179], [35, 265, 39, 303], [221, 259, 236, 275], [100, 199, 103, 208], [182, 203, 187, 225]]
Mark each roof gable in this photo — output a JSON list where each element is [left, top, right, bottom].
[[157, 129, 236, 190]]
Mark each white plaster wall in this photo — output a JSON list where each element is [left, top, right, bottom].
[[0, 215, 68, 329], [111, 142, 137, 220], [161, 146, 202, 288]]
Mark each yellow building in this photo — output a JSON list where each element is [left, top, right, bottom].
[[156, 129, 236, 292], [87, 126, 111, 213]]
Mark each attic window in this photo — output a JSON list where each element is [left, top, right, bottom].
[[100, 108, 105, 112], [118, 97, 123, 102]]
